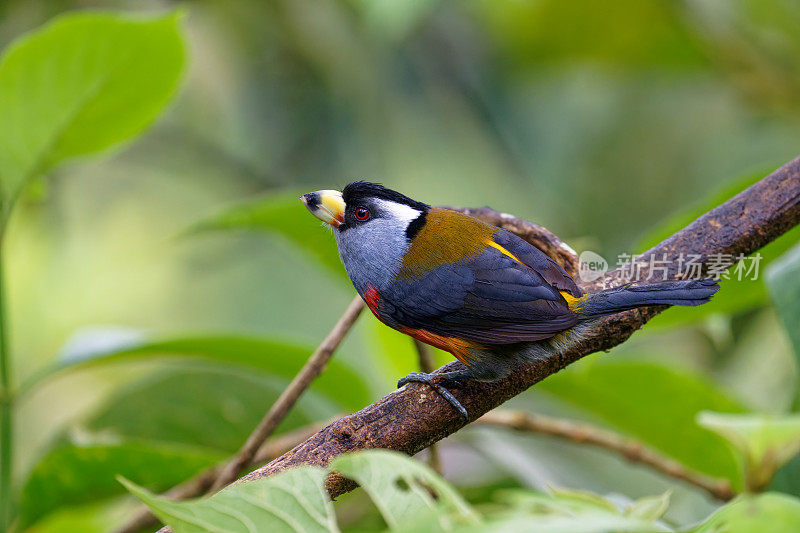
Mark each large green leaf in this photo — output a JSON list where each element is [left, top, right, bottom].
[[770, 455, 800, 500], [122, 465, 338, 533], [85, 368, 317, 453], [636, 167, 800, 328], [697, 412, 800, 491], [693, 493, 800, 533], [0, 11, 185, 201], [539, 357, 745, 486], [331, 450, 480, 531], [191, 194, 347, 280], [18, 441, 222, 530], [24, 498, 136, 533], [24, 333, 371, 411]]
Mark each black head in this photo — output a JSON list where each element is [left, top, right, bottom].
[[338, 181, 430, 232], [342, 181, 429, 212]]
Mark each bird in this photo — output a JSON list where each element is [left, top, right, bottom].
[[300, 181, 719, 418]]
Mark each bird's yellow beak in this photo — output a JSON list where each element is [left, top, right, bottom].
[[300, 189, 345, 227]]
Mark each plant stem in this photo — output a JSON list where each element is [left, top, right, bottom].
[[207, 295, 365, 492], [0, 211, 12, 532], [477, 410, 735, 501]]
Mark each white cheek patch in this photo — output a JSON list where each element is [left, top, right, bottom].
[[374, 199, 422, 227], [334, 198, 421, 292]]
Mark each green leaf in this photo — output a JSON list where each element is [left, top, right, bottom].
[[191, 194, 347, 280], [627, 491, 671, 521], [330, 449, 480, 531], [121, 465, 338, 533], [23, 498, 136, 533], [497, 487, 619, 515], [458, 513, 664, 533], [770, 454, 800, 499], [0, 11, 186, 201], [539, 357, 745, 486], [636, 167, 800, 328], [25, 332, 371, 411], [470, 487, 669, 533], [498, 486, 671, 524], [697, 412, 800, 491], [693, 493, 800, 533], [18, 441, 222, 530], [85, 368, 317, 453], [766, 242, 800, 380]]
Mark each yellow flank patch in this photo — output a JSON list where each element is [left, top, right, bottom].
[[560, 290, 585, 310], [396, 208, 498, 281], [485, 240, 524, 264]]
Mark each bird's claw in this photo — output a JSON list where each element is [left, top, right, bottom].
[[397, 372, 469, 419]]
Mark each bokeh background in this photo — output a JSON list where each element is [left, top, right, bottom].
[[2, 0, 800, 531]]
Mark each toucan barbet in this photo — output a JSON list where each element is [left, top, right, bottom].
[[301, 181, 718, 417]]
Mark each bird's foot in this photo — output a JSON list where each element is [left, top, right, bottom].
[[397, 371, 469, 419]]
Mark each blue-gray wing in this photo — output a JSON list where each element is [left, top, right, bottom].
[[493, 230, 581, 297], [380, 229, 580, 344]]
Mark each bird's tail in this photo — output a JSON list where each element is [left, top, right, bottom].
[[568, 279, 720, 319]]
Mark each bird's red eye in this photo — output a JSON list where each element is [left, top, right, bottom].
[[355, 207, 370, 221]]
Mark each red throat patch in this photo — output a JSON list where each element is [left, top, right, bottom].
[[363, 284, 382, 320], [364, 283, 482, 366]]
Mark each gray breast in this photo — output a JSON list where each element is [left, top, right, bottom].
[[334, 217, 411, 296]]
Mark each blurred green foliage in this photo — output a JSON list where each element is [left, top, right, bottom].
[[20, 441, 222, 531], [192, 193, 346, 280], [767, 243, 800, 383], [0, 0, 798, 532], [24, 333, 371, 410], [540, 358, 745, 485]]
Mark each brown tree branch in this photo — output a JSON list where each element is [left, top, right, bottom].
[[475, 410, 735, 501], [207, 295, 365, 492], [154, 156, 800, 532]]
